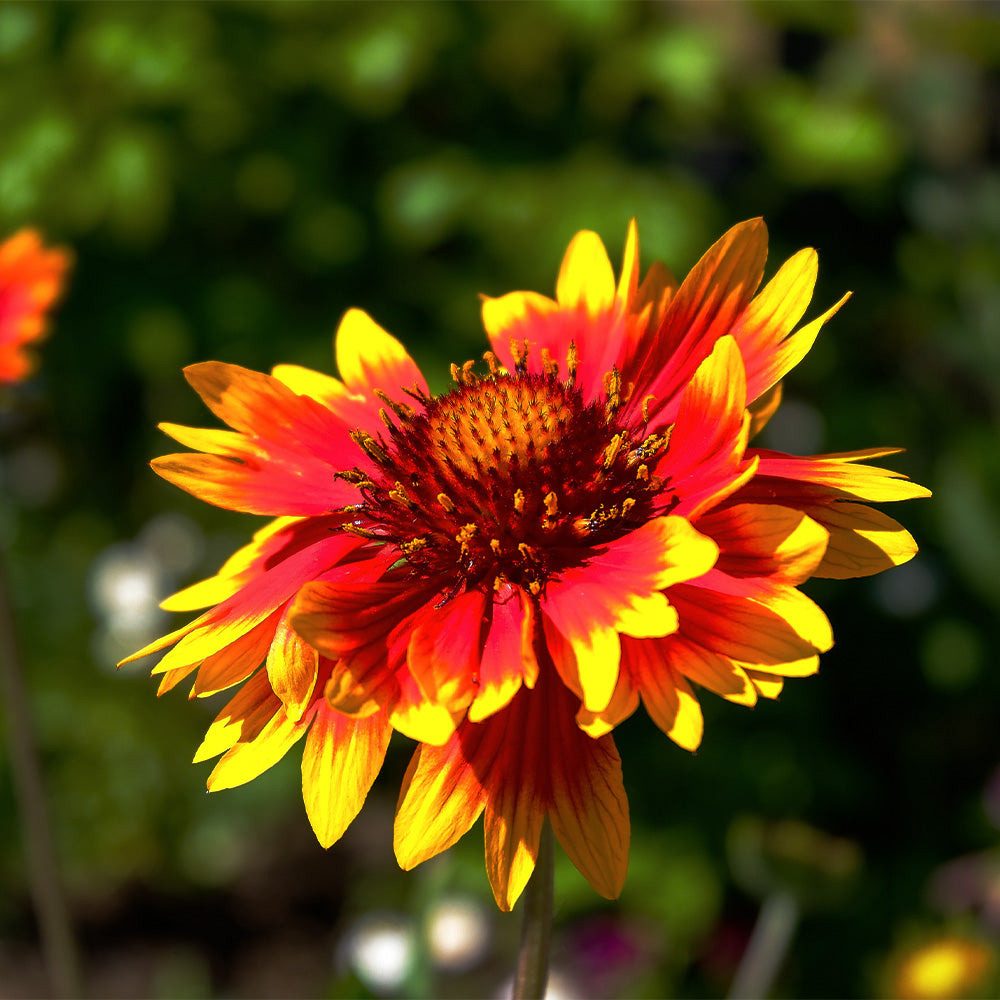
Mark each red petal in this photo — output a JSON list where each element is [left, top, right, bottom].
[[635, 219, 768, 424], [395, 662, 630, 911], [468, 585, 534, 722], [665, 335, 754, 520], [543, 516, 717, 711]]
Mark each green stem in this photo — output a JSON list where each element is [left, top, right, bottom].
[[728, 890, 799, 1000], [513, 820, 554, 1000], [0, 554, 83, 998]]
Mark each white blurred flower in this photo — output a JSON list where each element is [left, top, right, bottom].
[[426, 895, 491, 972], [342, 911, 415, 995]]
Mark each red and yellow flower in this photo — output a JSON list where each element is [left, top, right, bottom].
[[0, 229, 72, 385], [127, 219, 928, 909]]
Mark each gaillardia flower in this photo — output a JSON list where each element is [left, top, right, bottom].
[[0, 229, 72, 385], [126, 219, 928, 909]]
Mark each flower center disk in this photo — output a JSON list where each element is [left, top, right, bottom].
[[347, 363, 669, 598]]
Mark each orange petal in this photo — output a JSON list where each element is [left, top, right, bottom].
[[152, 536, 362, 676], [301, 703, 391, 848], [667, 335, 755, 519], [335, 308, 428, 397], [406, 590, 485, 717], [616, 219, 640, 306], [745, 292, 851, 403], [481, 291, 559, 357], [547, 682, 630, 902], [618, 635, 705, 749], [483, 664, 630, 909], [290, 572, 426, 662], [542, 610, 620, 713], [746, 670, 784, 699], [270, 363, 354, 408], [672, 573, 833, 667], [484, 771, 546, 912], [631, 633, 758, 707], [155, 661, 200, 696], [0, 229, 71, 384], [152, 450, 355, 516], [747, 382, 783, 439], [159, 422, 253, 457], [733, 247, 818, 362], [161, 517, 305, 612], [575, 666, 641, 738], [291, 570, 430, 722], [698, 503, 829, 585], [189, 615, 278, 697], [632, 260, 678, 334]]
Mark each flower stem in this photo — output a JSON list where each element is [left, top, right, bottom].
[[728, 890, 799, 1000], [0, 554, 83, 998], [513, 820, 554, 1000]]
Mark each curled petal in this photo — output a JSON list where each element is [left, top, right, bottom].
[[267, 611, 319, 722]]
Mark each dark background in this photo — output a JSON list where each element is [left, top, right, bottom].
[[0, 2, 997, 997]]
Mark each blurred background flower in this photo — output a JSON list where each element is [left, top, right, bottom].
[[0, 229, 71, 385], [0, 1, 996, 996]]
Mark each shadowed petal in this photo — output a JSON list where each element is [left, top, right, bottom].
[[699, 504, 829, 585], [749, 449, 932, 503]]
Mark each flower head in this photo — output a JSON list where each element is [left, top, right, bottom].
[[127, 219, 928, 909], [0, 229, 72, 385]]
